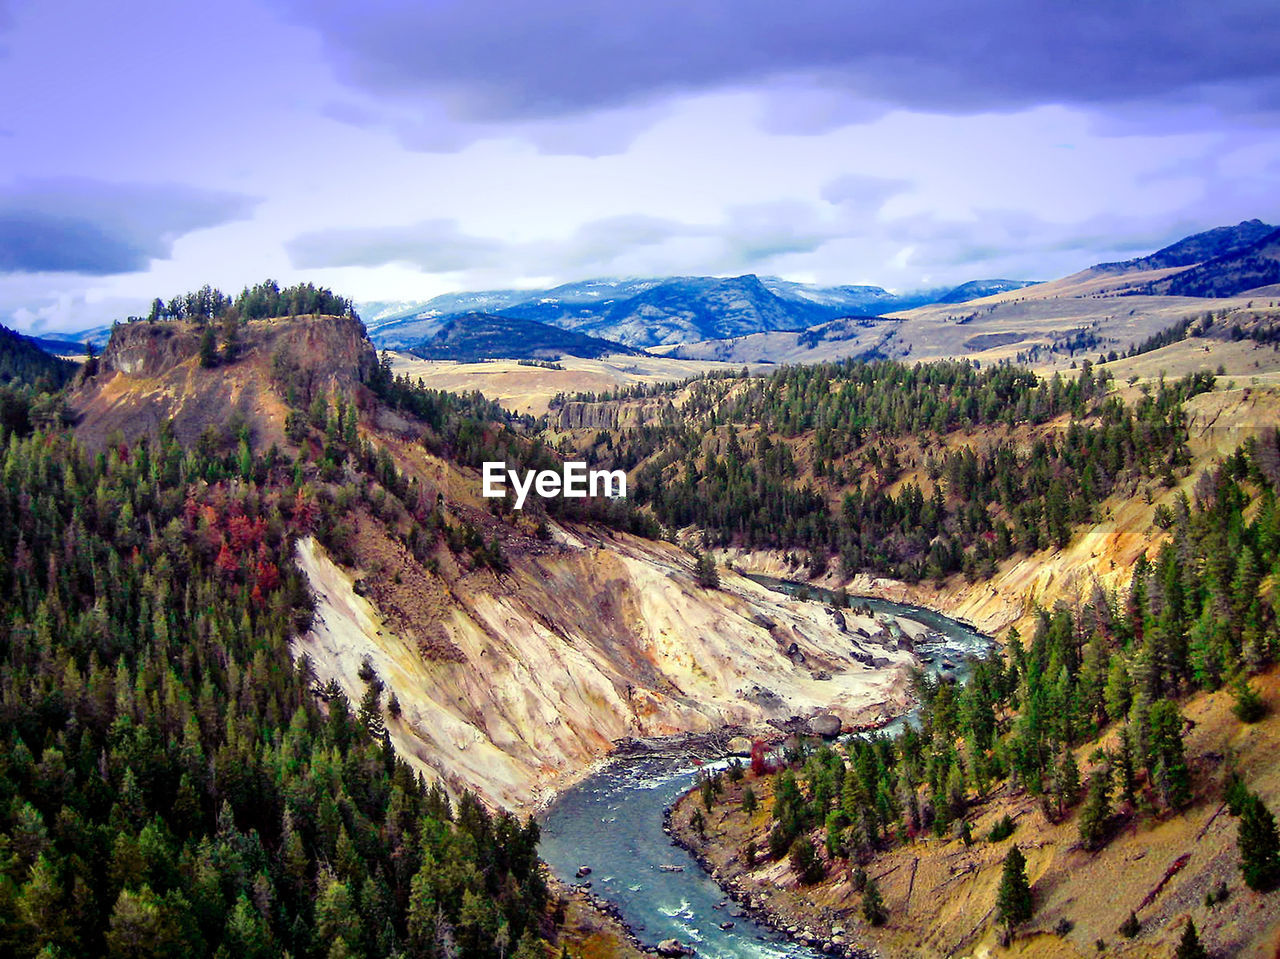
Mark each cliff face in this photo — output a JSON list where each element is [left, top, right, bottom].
[[73, 315, 377, 449], [293, 528, 923, 811], [551, 398, 676, 430], [99, 321, 203, 377]]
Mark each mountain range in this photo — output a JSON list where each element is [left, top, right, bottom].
[[33, 218, 1279, 361], [407, 312, 646, 362], [361, 220, 1279, 358], [363, 275, 1040, 352]]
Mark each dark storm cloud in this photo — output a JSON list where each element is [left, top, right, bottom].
[[277, 0, 1279, 126], [0, 180, 257, 275], [0, 213, 148, 275]]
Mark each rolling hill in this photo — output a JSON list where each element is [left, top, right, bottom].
[[664, 219, 1280, 368]]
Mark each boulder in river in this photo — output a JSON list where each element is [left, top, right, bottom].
[[808, 713, 842, 738], [657, 939, 694, 957], [575, 865, 592, 878], [726, 736, 754, 756]]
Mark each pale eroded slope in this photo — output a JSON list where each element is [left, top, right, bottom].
[[294, 530, 923, 811]]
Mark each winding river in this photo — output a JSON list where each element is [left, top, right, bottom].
[[539, 579, 992, 959]]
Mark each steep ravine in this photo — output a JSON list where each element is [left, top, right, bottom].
[[293, 528, 929, 811]]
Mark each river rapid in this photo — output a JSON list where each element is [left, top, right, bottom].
[[539, 579, 992, 959]]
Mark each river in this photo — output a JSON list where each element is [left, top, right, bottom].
[[539, 579, 993, 959]]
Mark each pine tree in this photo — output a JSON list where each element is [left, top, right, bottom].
[[221, 316, 241, 363], [695, 552, 719, 588], [1239, 793, 1280, 892], [358, 684, 385, 739], [862, 878, 887, 926], [1053, 749, 1079, 815], [995, 845, 1033, 928], [198, 326, 218, 368], [1104, 655, 1132, 723], [1078, 769, 1112, 850], [1231, 675, 1266, 723], [1116, 725, 1137, 805], [1148, 699, 1191, 810], [1174, 918, 1208, 959]]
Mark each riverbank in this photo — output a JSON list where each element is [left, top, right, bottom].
[[662, 798, 877, 959], [665, 667, 1280, 959], [715, 540, 1136, 643], [549, 873, 654, 959]]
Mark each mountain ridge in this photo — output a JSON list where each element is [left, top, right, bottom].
[[1092, 218, 1277, 275], [407, 312, 645, 361], [363, 273, 1033, 351], [1139, 226, 1280, 298]]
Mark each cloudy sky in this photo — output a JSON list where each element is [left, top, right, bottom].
[[2, 0, 1278, 332]]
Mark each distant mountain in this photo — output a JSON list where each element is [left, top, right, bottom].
[[25, 333, 92, 357], [362, 273, 1045, 350], [407, 313, 643, 362], [544, 274, 826, 346], [1141, 228, 1280, 298], [358, 300, 434, 325], [1094, 219, 1277, 275], [933, 279, 1040, 303]]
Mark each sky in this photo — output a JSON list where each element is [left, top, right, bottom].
[[1, 0, 1279, 333]]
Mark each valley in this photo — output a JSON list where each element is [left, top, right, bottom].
[[387, 352, 756, 416], [4, 218, 1280, 959]]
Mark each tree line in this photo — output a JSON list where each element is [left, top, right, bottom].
[[576, 359, 1212, 584], [138, 281, 358, 325]]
